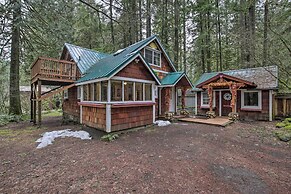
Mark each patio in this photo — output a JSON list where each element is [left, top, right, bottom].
[[179, 116, 233, 127]]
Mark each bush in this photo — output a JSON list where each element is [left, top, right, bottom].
[[276, 122, 286, 128], [101, 133, 119, 142], [0, 114, 30, 127]]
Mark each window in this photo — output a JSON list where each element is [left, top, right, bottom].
[[64, 89, 68, 99], [145, 84, 152, 101], [94, 82, 101, 101], [101, 81, 108, 101], [124, 81, 133, 101], [77, 86, 81, 100], [144, 48, 161, 66], [135, 82, 143, 101], [111, 80, 122, 101], [83, 85, 88, 101], [241, 90, 262, 110], [89, 83, 94, 101], [201, 91, 215, 107]]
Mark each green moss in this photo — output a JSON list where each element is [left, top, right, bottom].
[[42, 110, 62, 117], [276, 122, 286, 128], [284, 118, 291, 123], [284, 125, 291, 130], [274, 128, 291, 142]]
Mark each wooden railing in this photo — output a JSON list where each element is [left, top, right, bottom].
[[31, 57, 79, 83]]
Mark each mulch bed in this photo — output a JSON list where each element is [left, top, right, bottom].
[[0, 117, 290, 193]]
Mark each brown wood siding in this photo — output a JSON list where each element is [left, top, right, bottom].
[[111, 106, 153, 131], [116, 57, 155, 81], [82, 106, 106, 130], [63, 86, 80, 118]]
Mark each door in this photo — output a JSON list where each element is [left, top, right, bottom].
[[221, 91, 232, 116]]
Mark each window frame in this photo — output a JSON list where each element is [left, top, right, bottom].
[[201, 91, 216, 108], [241, 90, 262, 110], [143, 47, 161, 67]]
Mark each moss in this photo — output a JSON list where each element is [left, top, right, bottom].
[[284, 118, 291, 123], [43, 110, 62, 117], [276, 122, 286, 128], [284, 125, 291, 130]]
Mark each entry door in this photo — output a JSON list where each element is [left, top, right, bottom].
[[169, 87, 176, 112], [221, 91, 232, 116]]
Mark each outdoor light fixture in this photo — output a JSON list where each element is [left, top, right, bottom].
[[135, 58, 140, 63]]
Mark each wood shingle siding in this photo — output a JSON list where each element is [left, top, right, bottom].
[[111, 106, 153, 131], [115, 57, 155, 81], [82, 106, 106, 130]]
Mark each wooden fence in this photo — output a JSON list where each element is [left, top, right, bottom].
[[274, 93, 291, 118]]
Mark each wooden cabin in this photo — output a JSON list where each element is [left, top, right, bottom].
[[31, 35, 192, 132], [192, 66, 279, 121]]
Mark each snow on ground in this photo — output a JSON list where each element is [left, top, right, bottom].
[[154, 120, 171, 127], [36, 129, 91, 149]]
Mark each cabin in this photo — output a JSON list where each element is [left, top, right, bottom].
[[30, 35, 193, 132], [192, 66, 278, 121]]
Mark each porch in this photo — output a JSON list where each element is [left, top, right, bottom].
[[179, 116, 233, 127]]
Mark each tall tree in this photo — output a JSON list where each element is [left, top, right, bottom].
[[9, 0, 22, 115], [146, 0, 151, 37], [262, 0, 269, 66], [173, 0, 179, 68]]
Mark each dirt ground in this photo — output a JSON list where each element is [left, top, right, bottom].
[[0, 117, 290, 193]]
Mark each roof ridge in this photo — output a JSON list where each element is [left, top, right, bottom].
[[65, 43, 110, 56], [203, 65, 277, 75]]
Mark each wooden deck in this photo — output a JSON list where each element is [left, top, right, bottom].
[[179, 116, 233, 127]]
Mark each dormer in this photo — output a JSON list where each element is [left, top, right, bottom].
[[143, 42, 162, 67]]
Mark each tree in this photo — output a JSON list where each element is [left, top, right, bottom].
[[9, 0, 22, 115]]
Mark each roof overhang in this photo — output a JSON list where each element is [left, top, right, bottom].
[[159, 73, 193, 88]]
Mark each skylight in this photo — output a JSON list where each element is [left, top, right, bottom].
[[113, 48, 126, 56]]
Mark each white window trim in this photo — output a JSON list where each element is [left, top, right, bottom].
[[81, 78, 156, 104], [241, 90, 262, 110], [64, 89, 68, 99], [144, 47, 161, 67], [201, 91, 216, 108]]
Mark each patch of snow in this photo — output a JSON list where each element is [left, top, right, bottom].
[[36, 129, 91, 149], [154, 120, 171, 127]]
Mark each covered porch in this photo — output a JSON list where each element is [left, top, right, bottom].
[[158, 72, 193, 118], [195, 73, 256, 120]]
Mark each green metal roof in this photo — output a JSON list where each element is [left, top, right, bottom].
[[77, 35, 157, 83], [64, 43, 109, 74], [161, 72, 184, 85]]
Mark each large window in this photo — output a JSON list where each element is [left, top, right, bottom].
[[94, 82, 101, 101], [201, 91, 215, 107], [124, 81, 133, 101], [81, 80, 153, 102], [135, 82, 143, 101], [241, 90, 261, 110], [145, 84, 152, 101], [111, 80, 122, 101], [101, 81, 108, 102], [144, 48, 161, 67]]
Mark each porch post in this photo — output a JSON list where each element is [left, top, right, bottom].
[[207, 86, 213, 112], [37, 80, 42, 125], [165, 88, 170, 113], [230, 83, 237, 113]]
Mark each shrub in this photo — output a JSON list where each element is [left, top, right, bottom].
[[276, 122, 286, 128], [101, 133, 119, 142]]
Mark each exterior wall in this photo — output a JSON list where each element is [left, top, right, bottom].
[[111, 105, 153, 131], [82, 105, 106, 130], [116, 57, 155, 81], [196, 90, 271, 121], [63, 86, 80, 122]]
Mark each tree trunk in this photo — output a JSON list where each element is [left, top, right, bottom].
[[138, 0, 143, 40], [174, 0, 179, 69], [262, 0, 269, 66], [206, 6, 211, 73], [109, 0, 115, 46], [216, 0, 222, 71], [9, 0, 22, 115], [146, 0, 151, 37], [182, 0, 186, 73]]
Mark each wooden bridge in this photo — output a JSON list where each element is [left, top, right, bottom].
[[30, 57, 79, 125]]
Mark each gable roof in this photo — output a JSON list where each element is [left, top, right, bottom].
[[193, 65, 278, 90], [161, 72, 194, 88], [64, 43, 109, 74], [196, 73, 257, 88], [76, 35, 174, 84]]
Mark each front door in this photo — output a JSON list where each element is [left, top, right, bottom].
[[221, 91, 232, 116]]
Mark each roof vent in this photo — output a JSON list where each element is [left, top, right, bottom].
[[113, 48, 126, 56]]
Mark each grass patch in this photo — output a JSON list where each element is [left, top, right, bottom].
[[0, 114, 30, 127], [274, 118, 291, 142], [0, 126, 40, 138], [42, 109, 62, 117]]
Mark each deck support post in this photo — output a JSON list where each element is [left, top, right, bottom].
[[30, 84, 34, 122], [37, 80, 42, 125], [33, 83, 37, 124]]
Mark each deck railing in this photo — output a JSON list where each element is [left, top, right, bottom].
[[31, 57, 79, 82]]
